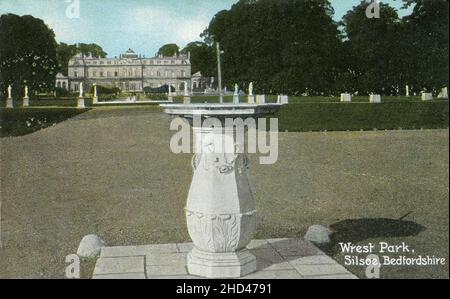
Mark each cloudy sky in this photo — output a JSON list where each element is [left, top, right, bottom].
[[0, 0, 410, 57]]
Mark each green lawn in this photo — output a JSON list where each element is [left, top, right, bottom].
[[0, 108, 90, 137]]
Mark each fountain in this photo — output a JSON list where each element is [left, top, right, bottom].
[[160, 44, 281, 278]]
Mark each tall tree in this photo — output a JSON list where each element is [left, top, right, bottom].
[[341, 1, 403, 95], [181, 41, 216, 76], [401, 0, 449, 93], [76, 43, 107, 58], [202, 0, 342, 95], [56, 43, 77, 76], [0, 14, 58, 97], [157, 44, 179, 57]]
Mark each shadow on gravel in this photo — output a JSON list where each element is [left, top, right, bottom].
[[320, 217, 426, 255]]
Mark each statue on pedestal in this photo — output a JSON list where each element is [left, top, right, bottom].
[[77, 83, 85, 108], [247, 82, 255, 104], [23, 84, 30, 107], [233, 84, 240, 104], [6, 85, 13, 108], [93, 83, 98, 104]]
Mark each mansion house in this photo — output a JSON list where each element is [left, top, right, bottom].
[[59, 49, 193, 94]]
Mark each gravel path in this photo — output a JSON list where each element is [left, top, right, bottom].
[[0, 107, 448, 278]]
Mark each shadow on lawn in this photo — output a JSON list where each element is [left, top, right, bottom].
[[319, 217, 426, 255], [0, 108, 90, 138]]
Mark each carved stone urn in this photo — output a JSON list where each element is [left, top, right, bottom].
[[160, 103, 281, 278]]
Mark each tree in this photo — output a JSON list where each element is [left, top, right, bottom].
[[181, 41, 216, 77], [0, 14, 58, 97], [341, 1, 404, 95], [157, 44, 179, 57], [202, 0, 342, 95], [77, 43, 107, 58], [56, 43, 77, 76], [401, 0, 449, 93]]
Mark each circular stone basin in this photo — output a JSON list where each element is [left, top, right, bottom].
[[160, 103, 282, 118]]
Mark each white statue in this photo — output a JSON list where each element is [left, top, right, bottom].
[[22, 84, 30, 107], [6, 84, 14, 108], [92, 83, 98, 104], [249, 82, 253, 96], [184, 82, 189, 96], [79, 83, 84, 98], [233, 84, 240, 104]]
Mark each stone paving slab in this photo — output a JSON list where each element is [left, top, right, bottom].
[[92, 238, 358, 279], [93, 256, 145, 276]]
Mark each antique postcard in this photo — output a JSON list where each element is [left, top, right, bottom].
[[0, 0, 448, 285]]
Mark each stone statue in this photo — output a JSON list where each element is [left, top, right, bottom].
[[184, 82, 189, 96], [77, 83, 85, 108], [23, 84, 30, 107], [248, 82, 253, 96], [6, 85, 14, 108], [233, 84, 240, 104], [93, 83, 98, 104], [79, 83, 84, 98]]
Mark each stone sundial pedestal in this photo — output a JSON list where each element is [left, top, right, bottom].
[[160, 103, 281, 278]]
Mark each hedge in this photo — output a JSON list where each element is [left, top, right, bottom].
[[274, 101, 449, 132]]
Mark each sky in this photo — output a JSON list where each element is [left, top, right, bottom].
[[0, 0, 411, 58]]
